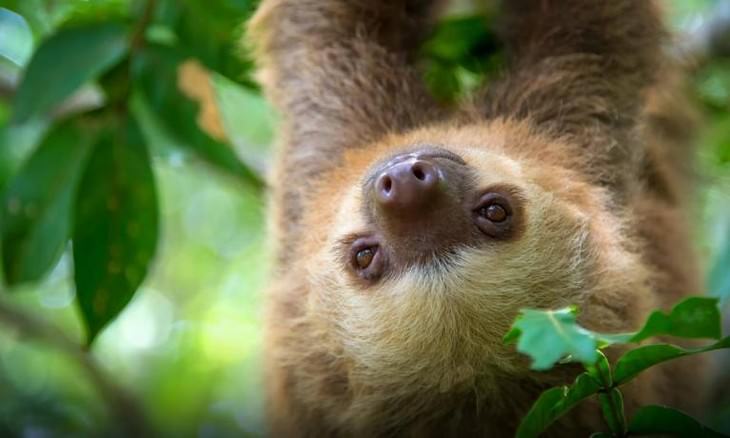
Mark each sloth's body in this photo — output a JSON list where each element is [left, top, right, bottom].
[[250, 1, 707, 436]]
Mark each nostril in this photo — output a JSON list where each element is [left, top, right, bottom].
[[374, 159, 441, 209], [382, 176, 392, 193], [412, 164, 426, 181]]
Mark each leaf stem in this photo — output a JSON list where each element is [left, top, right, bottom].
[[131, 0, 157, 51], [587, 351, 627, 437]]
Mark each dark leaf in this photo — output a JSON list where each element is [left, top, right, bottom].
[[422, 15, 498, 63], [420, 15, 502, 101], [73, 117, 159, 343], [133, 44, 262, 187], [12, 21, 128, 122], [515, 373, 601, 438], [613, 336, 730, 385], [1, 120, 92, 285], [628, 405, 729, 437], [155, 0, 257, 86], [630, 296, 723, 342]]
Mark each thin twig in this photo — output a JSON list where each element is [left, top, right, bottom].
[[0, 297, 152, 436]]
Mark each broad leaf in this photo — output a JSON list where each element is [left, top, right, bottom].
[[133, 44, 262, 187], [73, 118, 159, 343], [630, 296, 722, 342], [505, 307, 598, 369], [613, 336, 730, 385], [1, 120, 91, 285], [515, 373, 600, 438], [13, 21, 128, 122], [628, 405, 728, 437]]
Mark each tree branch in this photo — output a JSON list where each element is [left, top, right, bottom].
[[0, 297, 152, 436]]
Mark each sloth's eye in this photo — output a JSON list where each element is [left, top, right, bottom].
[[480, 204, 507, 223], [355, 247, 375, 269], [474, 192, 514, 238], [349, 238, 385, 282]]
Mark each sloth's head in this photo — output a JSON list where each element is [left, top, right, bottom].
[[298, 121, 652, 393]]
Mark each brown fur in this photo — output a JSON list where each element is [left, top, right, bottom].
[[249, 1, 708, 436]]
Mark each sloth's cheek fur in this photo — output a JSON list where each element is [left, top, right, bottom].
[[300, 142, 655, 397]]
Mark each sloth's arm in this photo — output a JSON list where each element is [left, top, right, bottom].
[[483, 0, 665, 194], [249, 0, 442, 160]]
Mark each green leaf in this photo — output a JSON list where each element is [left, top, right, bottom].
[[73, 117, 159, 343], [12, 21, 128, 122], [598, 388, 626, 435], [585, 350, 612, 387], [630, 296, 723, 342], [613, 336, 730, 385], [420, 14, 502, 102], [133, 44, 262, 187], [156, 0, 257, 86], [505, 307, 598, 370], [515, 373, 601, 438], [0, 8, 33, 66], [422, 15, 497, 63], [1, 120, 92, 285], [628, 405, 729, 437]]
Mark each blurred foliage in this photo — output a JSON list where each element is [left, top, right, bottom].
[[0, 0, 727, 436]]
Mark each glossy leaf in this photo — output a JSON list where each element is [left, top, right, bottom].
[[515, 373, 600, 438], [73, 118, 159, 343], [613, 336, 730, 385], [630, 296, 723, 342], [504, 307, 598, 369], [1, 120, 92, 285], [13, 21, 128, 122], [628, 405, 729, 437], [133, 45, 262, 187]]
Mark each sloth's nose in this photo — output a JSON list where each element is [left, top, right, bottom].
[[374, 159, 440, 213]]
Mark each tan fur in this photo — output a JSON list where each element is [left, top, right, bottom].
[[250, 1, 708, 436]]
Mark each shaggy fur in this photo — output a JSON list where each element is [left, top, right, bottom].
[[249, 1, 708, 436]]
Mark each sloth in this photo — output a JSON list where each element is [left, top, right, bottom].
[[249, 0, 708, 436]]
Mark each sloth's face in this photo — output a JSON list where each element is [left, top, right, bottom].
[[301, 122, 649, 387], [342, 145, 526, 285]]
